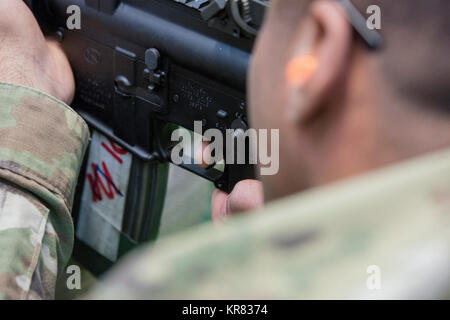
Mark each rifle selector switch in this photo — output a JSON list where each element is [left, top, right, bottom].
[[145, 48, 160, 71], [144, 48, 164, 92]]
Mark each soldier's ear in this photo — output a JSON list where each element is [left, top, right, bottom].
[[284, 0, 352, 124]]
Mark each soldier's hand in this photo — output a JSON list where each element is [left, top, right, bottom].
[[195, 139, 264, 223], [0, 0, 74, 104], [211, 180, 264, 224]]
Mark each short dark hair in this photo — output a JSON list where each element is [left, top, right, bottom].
[[355, 0, 450, 110], [272, 0, 450, 111]]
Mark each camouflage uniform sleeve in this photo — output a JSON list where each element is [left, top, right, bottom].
[[0, 82, 90, 299]]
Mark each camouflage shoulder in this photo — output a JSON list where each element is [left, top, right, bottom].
[[88, 148, 450, 299]]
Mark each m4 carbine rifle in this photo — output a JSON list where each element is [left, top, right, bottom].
[[25, 0, 269, 193]]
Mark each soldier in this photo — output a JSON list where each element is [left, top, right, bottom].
[[0, 0, 449, 299]]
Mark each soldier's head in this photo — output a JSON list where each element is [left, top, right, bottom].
[[249, 0, 450, 200]]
